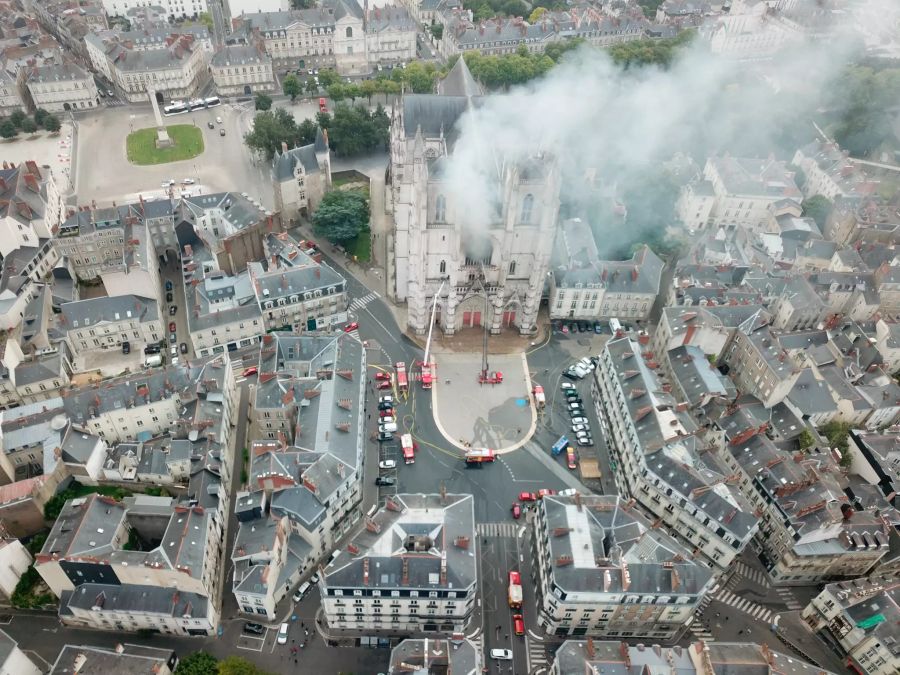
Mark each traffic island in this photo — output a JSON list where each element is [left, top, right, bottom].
[[430, 352, 536, 454], [125, 124, 204, 165]]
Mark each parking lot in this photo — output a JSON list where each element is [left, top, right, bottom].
[[74, 104, 273, 207]]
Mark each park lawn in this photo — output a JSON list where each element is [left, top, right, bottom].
[[126, 124, 204, 165], [346, 227, 371, 262]]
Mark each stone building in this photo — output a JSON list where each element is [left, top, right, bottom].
[[272, 131, 332, 223], [390, 58, 558, 335]]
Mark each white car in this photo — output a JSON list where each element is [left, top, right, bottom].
[[567, 401, 584, 411], [277, 622, 289, 644], [490, 649, 513, 661], [160, 179, 175, 188], [379, 460, 397, 470], [380, 416, 395, 425], [560, 382, 576, 390], [215, 116, 222, 124], [559, 488, 578, 497], [379, 422, 398, 433], [379, 395, 393, 403], [182, 178, 195, 184], [572, 424, 590, 433], [571, 417, 589, 425]]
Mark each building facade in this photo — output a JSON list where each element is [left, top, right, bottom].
[[210, 44, 275, 96], [23, 63, 99, 112]]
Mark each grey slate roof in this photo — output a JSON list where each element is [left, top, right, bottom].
[[668, 344, 737, 407], [437, 56, 482, 98], [59, 294, 159, 331], [324, 493, 475, 592], [389, 638, 479, 675], [50, 644, 175, 675], [26, 62, 90, 83], [211, 43, 270, 67], [541, 495, 712, 596], [62, 583, 210, 620], [273, 143, 322, 181]]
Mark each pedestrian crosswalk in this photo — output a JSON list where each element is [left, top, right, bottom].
[[734, 561, 769, 587], [526, 634, 549, 671], [476, 522, 520, 538], [349, 291, 379, 312], [775, 587, 803, 610], [713, 589, 773, 623], [688, 618, 716, 643]]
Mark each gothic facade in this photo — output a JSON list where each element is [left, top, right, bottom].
[[389, 58, 560, 336]]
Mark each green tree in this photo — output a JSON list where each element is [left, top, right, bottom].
[[282, 74, 301, 102], [798, 428, 815, 451], [20, 118, 37, 133], [637, 0, 664, 15], [428, 22, 443, 40], [821, 421, 851, 458], [42, 114, 61, 132], [175, 651, 218, 675], [345, 83, 362, 102], [830, 65, 900, 156], [216, 656, 272, 675], [360, 79, 377, 104], [317, 68, 340, 88], [297, 118, 318, 145], [528, 7, 547, 23], [9, 110, 26, 129], [305, 77, 318, 94], [198, 11, 213, 29], [608, 31, 694, 69], [33, 108, 49, 126], [312, 190, 369, 243], [327, 83, 347, 102], [244, 108, 299, 160], [255, 93, 273, 111], [322, 103, 390, 156], [801, 195, 833, 229], [289, 0, 314, 7]]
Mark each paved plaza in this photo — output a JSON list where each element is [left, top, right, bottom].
[[431, 352, 536, 453], [0, 123, 76, 194]]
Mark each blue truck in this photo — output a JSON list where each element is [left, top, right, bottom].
[[551, 435, 568, 456]]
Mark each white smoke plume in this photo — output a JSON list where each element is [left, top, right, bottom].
[[438, 5, 879, 254]]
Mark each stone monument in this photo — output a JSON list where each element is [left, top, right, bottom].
[[148, 88, 173, 148]]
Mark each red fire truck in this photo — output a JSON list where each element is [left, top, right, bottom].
[[401, 433, 416, 464], [464, 448, 495, 464], [395, 362, 408, 395]]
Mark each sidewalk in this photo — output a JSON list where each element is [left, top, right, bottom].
[[772, 611, 846, 673]]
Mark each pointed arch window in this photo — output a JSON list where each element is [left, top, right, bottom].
[[520, 194, 534, 224], [435, 195, 446, 222], [439, 260, 446, 274]]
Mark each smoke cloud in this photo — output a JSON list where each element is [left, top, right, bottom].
[[439, 5, 878, 256]]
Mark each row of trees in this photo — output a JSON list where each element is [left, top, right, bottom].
[[607, 31, 695, 69], [244, 104, 390, 160], [0, 108, 61, 139], [176, 652, 271, 675], [463, 0, 564, 21], [829, 64, 900, 157]]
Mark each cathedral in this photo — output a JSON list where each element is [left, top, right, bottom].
[[388, 58, 561, 336]]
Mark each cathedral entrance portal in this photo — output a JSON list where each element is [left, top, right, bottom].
[[462, 311, 482, 328]]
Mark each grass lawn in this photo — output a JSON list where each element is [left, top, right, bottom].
[[346, 227, 371, 262], [126, 124, 204, 165]]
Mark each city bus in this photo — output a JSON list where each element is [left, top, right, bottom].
[[163, 101, 189, 116], [188, 98, 205, 111], [204, 96, 221, 108]]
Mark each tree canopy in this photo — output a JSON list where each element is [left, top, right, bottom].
[[174, 652, 218, 675], [318, 103, 389, 156], [282, 74, 301, 101], [801, 195, 833, 229], [255, 93, 273, 111], [313, 190, 369, 243], [829, 65, 900, 157], [244, 108, 318, 160], [217, 656, 273, 675], [607, 31, 695, 69]]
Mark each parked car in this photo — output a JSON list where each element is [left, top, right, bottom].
[[169, 321, 177, 332], [560, 382, 576, 391], [491, 649, 513, 661], [182, 178, 195, 185], [376, 380, 392, 390], [379, 460, 397, 470], [277, 623, 289, 644], [375, 372, 391, 381], [511, 503, 521, 519], [379, 416, 395, 425], [572, 424, 590, 434], [161, 180, 175, 188], [563, 389, 580, 399], [219, 128, 226, 136], [379, 422, 398, 433], [180, 342, 188, 354], [343, 322, 359, 333], [569, 408, 586, 418], [518, 491, 536, 502], [215, 116, 223, 124], [570, 416, 589, 425], [513, 614, 525, 636], [375, 476, 396, 486], [242, 366, 258, 377], [377, 431, 393, 442], [576, 437, 594, 447], [169, 305, 177, 315], [144, 344, 160, 355], [593, 321, 603, 333], [169, 333, 177, 344], [379, 409, 393, 418], [165, 280, 173, 291], [243, 622, 265, 635], [378, 402, 393, 411], [537, 489, 556, 499], [207, 121, 215, 129], [379, 395, 394, 403], [567, 401, 584, 411], [559, 488, 578, 497], [166, 292, 173, 302], [121, 341, 130, 354], [567, 447, 577, 470]]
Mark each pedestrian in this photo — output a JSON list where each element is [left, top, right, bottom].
[[505, 634, 509, 640]]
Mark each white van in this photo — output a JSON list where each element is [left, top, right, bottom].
[[293, 581, 311, 602], [277, 622, 289, 644]]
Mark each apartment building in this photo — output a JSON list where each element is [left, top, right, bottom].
[[678, 157, 802, 232], [100, 0, 208, 21], [769, 276, 828, 331], [30, 0, 109, 64], [364, 7, 417, 68], [85, 31, 210, 103], [0, 69, 26, 116], [320, 493, 476, 633], [23, 63, 99, 112], [58, 295, 162, 355], [0, 630, 40, 675], [715, 413, 890, 585], [210, 44, 275, 96], [233, 332, 365, 619], [272, 132, 332, 223], [551, 640, 835, 675], [239, 6, 340, 71], [718, 314, 801, 407], [0, 161, 63, 259], [187, 268, 264, 358], [0, 535, 31, 597], [37, 493, 222, 635], [595, 337, 759, 571], [549, 219, 664, 322], [49, 644, 176, 675], [792, 140, 876, 201], [532, 494, 714, 640], [248, 249, 348, 334], [802, 576, 899, 675], [388, 638, 480, 675]]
